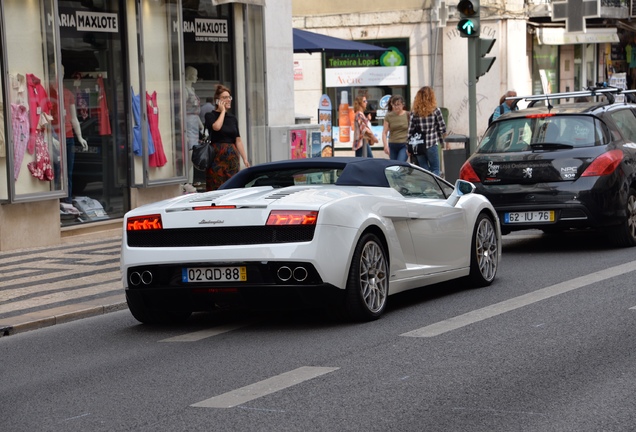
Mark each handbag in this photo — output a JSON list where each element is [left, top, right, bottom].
[[407, 112, 427, 155], [191, 138, 216, 171], [353, 112, 377, 150]]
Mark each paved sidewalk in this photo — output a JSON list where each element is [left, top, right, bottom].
[[0, 235, 126, 337]]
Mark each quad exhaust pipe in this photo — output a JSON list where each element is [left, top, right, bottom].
[[129, 270, 153, 286], [277, 265, 308, 282]]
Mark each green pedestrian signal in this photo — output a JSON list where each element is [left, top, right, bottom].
[[458, 19, 476, 36], [457, 0, 480, 38]]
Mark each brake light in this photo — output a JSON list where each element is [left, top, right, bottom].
[[193, 205, 236, 210], [266, 210, 318, 225], [459, 161, 480, 183], [581, 150, 623, 177], [526, 113, 555, 119], [127, 214, 162, 231]]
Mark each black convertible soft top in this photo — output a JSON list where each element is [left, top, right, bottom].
[[220, 157, 413, 189]]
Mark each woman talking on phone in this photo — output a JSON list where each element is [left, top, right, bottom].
[[203, 84, 250, 191]]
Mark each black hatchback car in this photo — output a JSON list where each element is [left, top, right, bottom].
[[459, 87, 636, 247]]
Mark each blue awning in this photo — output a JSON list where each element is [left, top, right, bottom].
[[293, 28, 387, 54]]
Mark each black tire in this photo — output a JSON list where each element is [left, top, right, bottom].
[[468, 213, 498, 287], [344, 233, 389, 321], [126, 292, 192, 324], [608, 188, 636, 247]]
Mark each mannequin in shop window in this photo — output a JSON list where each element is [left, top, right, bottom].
[[50, 65, 88, 203], [184, 66, 205, 193]]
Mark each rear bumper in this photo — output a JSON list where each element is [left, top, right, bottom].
[[477, 176, 629, 231], [125, 262, 341, 312]]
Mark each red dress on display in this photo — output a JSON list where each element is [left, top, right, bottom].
[[147, 91, 167, 167], [25, 73, 52, 154], [96, 75, 111, 136]]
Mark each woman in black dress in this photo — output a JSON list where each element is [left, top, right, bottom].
[[203, 84, 250, 190]]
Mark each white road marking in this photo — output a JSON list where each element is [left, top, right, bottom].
[[191, 366, 339, 408], [630, 306, 636, 310], [402, 260, 636, 338], [159, 323, 251, 342]]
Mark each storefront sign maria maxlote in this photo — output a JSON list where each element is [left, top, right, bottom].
[[56, 11, 119, 33]]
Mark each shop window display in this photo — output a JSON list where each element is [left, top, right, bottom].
[[126, 0, 187, 190], [181, 2, 234, 191], [1, 0, 63, 202], [0, 0, 131, 225], [55, 1, 129, 225]]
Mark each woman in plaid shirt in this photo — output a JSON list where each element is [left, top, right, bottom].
[[407, 86, 447, 176]]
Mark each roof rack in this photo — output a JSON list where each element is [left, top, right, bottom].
[[621, 89, 636, 103], [507, 85, 628, 110]]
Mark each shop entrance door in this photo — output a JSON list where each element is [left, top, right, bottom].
[[57, 1, 129, 225]]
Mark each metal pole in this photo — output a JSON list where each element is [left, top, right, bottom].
[[467, 37, 477, 154]]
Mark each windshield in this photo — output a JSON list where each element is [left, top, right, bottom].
[[478, 115, 606, 153]]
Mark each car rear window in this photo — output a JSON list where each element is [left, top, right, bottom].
[[478, 115, 606, 153], [245, 168, 343, 188]]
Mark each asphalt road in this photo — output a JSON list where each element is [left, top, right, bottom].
[[1, 230, 636, 432]]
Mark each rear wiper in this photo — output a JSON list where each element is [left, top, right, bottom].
[[530, 143, 574, 150]]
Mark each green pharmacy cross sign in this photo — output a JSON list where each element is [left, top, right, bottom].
[[552, 0, 600, 33]]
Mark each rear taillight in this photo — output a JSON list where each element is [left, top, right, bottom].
[[193, 205, 236, 210], [581, 150, 623, 177], [266, 211, 318, 226], [127, 214, 163, 231], [459, 161, 480, 183]]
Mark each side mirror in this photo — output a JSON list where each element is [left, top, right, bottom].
[[455, 179, 476, 196], [446, 179, 476, 207]]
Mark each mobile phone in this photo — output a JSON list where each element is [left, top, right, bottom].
[[216, 99, 220, 105]]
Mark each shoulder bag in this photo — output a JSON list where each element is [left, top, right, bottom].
[[191, 138, 217, 171], [407, 112, 426, 155]]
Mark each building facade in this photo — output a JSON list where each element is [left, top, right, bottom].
[[292, 0, 630, 150], [0, 0, 294, 251]]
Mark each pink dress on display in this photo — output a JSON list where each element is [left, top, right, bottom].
[[10, 103, 29, 179], [26, 129, 54, 181], [147, 91, 167, 167]]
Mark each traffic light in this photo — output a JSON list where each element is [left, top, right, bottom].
[[477, 38, 496, 79], [457, 0, 479, 38]]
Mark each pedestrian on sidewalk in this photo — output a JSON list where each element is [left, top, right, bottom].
[[407, 86, 447, 176], [353, 95, 377, 158], [490, 89, 518, 123], [382, 95, 409, 162]]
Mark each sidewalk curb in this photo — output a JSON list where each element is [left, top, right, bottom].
[[0, 300, 127, 337]]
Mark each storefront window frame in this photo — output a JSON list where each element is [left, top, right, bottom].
[[181, 3, 236, 190], [0, 3, 7, 203], [532, 38, 559, 95], [0, 0, 68, 204], [128, 0, 188, 189], [242, 4, 267, 165]]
